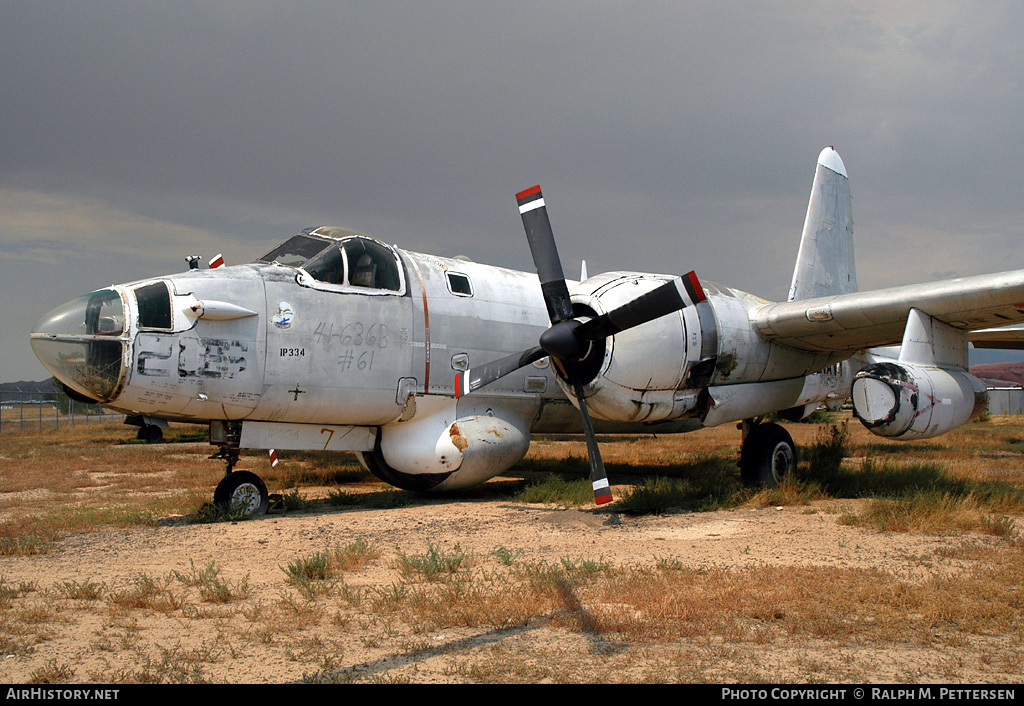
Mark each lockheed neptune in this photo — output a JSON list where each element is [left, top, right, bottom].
[[30, 148, 1024, 515]]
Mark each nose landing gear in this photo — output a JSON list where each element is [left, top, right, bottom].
[[208, 422, 272, 518], [214, 470, 270, 517]]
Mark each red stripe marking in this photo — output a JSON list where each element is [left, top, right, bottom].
[[454, 373, 462, 399], [516, 185, 542, 201], [595, 493, 613, 505], [407, 257, 431, 393], [686, 271, 706, 302]]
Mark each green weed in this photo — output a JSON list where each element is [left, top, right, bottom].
[[396, 543, 469, 580], [802, 422, 850, 477], [513, 475, 593, 506], [28, 659, 75, 684], [173, 560, 251, 603], [53, 578, 105, 600], [493, 545, 523, 565], [619, 468, 743, 515]]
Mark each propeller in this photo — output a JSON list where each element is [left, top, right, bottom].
[[455, 185, 706, 505]]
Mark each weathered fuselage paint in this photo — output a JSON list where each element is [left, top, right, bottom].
[[32, 231, 860, 490], [45, 235, 852, 434]]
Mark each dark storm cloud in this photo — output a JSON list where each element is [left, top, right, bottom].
[[4, 3, 1024, 380]]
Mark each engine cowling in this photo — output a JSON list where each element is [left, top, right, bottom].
[[851, 362, 988, 439], [556, 273, 713, 423]]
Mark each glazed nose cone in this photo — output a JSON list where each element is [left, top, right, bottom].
[[30, 289, 127, 402]]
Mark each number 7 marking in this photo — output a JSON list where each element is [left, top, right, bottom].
[[320, 428, 335, 449]]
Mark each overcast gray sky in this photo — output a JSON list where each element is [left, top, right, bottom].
[[4, 2, 1024, 382]]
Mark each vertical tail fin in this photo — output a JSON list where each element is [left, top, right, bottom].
[[787, 147, 857, 301]]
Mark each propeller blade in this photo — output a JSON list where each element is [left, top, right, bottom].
[[575, 272, 706, 342], [455, 346, 547, 398], [566, 361, 612, 505], [463, 186, 701, 506], [517, 185, 574, 325]]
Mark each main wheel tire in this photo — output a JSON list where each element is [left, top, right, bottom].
[[740, 423, 797, 488], [137, 425, 163, 444], [214, 471, 269, 517]]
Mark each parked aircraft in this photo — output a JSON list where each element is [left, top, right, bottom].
[[29, 147, 1024, 515]]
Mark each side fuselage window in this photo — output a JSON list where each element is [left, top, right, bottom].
[[446, 272, 473, 296]]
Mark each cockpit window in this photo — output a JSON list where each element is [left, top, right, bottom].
[[262, 231, 406, 294], [303, 243, 346, 285], [257, 235, 331, 267], [84, 290, 125, 336], [341, 237, 401, 291], [134, 282, 172, 329], [297, 236, 403, 293]]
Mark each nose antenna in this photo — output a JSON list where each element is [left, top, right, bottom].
[[185, 255, 201, 270]]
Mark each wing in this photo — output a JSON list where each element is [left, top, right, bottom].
[[969, 323, 1024, 350], [754, 269, 1024, 353]]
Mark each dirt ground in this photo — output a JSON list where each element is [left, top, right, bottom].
[[3, 475, 1020, 684]]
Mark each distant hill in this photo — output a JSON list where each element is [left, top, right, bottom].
[[1, 379, 53, 395], [970, 363, 1024, 387]]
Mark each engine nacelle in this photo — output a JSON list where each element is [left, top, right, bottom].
[[851, 362, 988, 439], [558, 273, 713, 423]]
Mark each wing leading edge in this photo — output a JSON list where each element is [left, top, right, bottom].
[[755, 269, 1024, 353], [968, 323, 1024, 350]]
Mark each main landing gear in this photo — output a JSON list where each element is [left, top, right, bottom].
[[125, 416, 165, 444], [137, 424, 163, 443], [739, 420, 797, 488]]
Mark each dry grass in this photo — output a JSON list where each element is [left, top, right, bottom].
[[0, 421, 380, 554], [3, 412, 1023, 535], [2, 413, 1024, 682]]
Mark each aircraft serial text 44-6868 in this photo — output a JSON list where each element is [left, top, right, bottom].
[[29, 148, 1024, 515]]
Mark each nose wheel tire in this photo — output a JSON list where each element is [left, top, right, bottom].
[[740, 423, 797, 488], [214, 471, 270, 517]]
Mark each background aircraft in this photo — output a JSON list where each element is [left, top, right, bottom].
[[29, 148, 1024, 515]]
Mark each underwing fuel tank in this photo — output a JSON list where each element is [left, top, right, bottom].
[[851, 362, 988, 439], [356, 396, 531, 492]]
